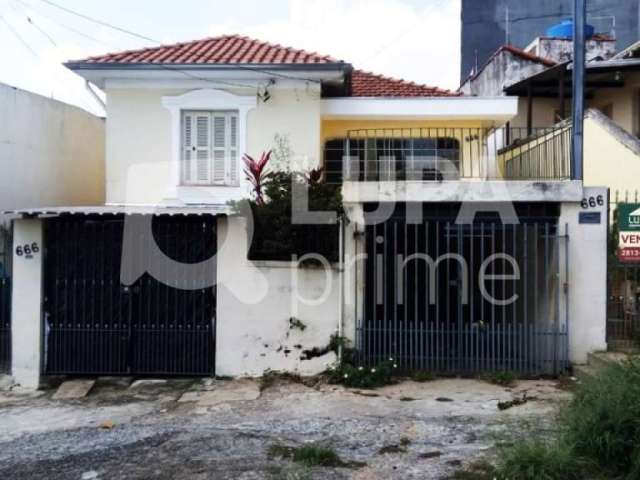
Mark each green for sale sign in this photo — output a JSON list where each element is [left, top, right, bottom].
[[618, 203, 640, 263]]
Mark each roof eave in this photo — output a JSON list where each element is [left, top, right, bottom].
[[64, 62, 352, 89]]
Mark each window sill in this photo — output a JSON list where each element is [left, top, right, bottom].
[[173, 184, 245, 205]]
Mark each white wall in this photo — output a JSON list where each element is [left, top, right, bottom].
[[215, 216, 339, 377], [105, 86, 322, 205], [10, 218, 43, 389], [559, 187, 608, 364], [0, 83, 105, 211]]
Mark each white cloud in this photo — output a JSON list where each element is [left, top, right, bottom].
[[208, 0, 461, 89]]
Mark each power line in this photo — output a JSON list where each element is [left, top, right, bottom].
[[38, 0, 159, 44], [13, 0, 257, 90], [36, 0, 326, 84], [15, 0, 111, 48], [26, 15, 57, 46], [0, 14, 39, 57]]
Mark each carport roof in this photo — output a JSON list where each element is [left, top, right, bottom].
[[2, 205, 232, 217]]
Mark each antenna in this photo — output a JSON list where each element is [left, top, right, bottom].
[[505, 6, 510, 44]]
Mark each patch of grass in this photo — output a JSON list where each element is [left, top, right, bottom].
[[561, 358, 640, 477], [467, 359, 640, 480], [411, 371, 436, 382], [292, 445, 344, 467], [496, 441, 586, 480], [267, 443, 361, 469], [480, 370, 517, 387]]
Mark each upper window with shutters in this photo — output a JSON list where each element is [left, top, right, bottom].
[[182, 110, 239, 186]]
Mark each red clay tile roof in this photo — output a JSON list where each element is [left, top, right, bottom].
[[73, 34, 342, 64], [351, 70, 460, 97], [69, 34, 458, 97]]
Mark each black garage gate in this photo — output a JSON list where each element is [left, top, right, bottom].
[[357, 203, 569, 376], [43, 214, 216, 376]]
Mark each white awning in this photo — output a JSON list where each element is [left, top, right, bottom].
[[2, 204, 232, 217]]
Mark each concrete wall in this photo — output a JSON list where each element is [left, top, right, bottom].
[[583, 109, 640, 197], [105, 86, 322, 205], [559, 187, 608, 364], [460, 51, 549, 97], [0, 83, 105, 211], [215, 216, 339, 377]]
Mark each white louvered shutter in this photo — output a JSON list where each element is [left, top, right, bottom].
[[195, 113, 212, 184], [212, 114, 227, 183], [182, 113, 194, 183], [229, 114, 239, 185]]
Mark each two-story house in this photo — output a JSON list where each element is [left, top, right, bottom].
[[5, 35, 607, 388]]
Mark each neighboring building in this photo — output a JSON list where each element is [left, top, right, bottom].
[[461, 0, 639, 82], [0, 82, 105, 212], [4, 35, 607, 388], [461, 27, 640, 198]]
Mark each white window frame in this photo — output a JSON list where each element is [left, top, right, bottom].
[[181, 110, 239, 186], [162, 89, 256, 198]]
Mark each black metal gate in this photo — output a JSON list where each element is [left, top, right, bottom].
[[607, 190, 640, 349], [0, 226, 11, 373], [43, 215, 216, 376], [0, 274, 10, 373], [357, 204, 569, 375]]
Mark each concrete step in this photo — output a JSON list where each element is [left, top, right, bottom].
[[573, 364, 599, 383], [608, 340, 640, 355]]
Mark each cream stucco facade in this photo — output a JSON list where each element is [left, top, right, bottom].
[[105, 86, 322, 206]]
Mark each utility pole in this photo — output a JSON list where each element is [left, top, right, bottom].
[[572, 0, 586, 180]]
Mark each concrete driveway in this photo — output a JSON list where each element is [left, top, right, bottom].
[[0, 376, 572, 479]]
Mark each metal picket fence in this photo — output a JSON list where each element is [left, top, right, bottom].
[[0, 225, 11, 373], [356, 213, 570, 376], [608, 190, 640, 348]]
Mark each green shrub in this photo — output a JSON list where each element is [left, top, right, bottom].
[[328, 358, 398, 389], [561, 358, 640, 477]]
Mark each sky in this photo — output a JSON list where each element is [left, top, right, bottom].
[[0, 0, 461, 116]]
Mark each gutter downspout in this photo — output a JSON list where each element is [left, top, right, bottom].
[[85, 80, 106, 111]]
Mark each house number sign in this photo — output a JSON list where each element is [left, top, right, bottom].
[[16, 242, 40, 259]]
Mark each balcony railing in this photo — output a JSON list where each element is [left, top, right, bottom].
[[324, 126, 572, 183]]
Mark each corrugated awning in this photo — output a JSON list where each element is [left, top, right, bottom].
[[2, 204, 232, 217]]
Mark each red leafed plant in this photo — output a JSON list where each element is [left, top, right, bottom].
[[243, 150, 272, 204], [306, 166, 323, 185]]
